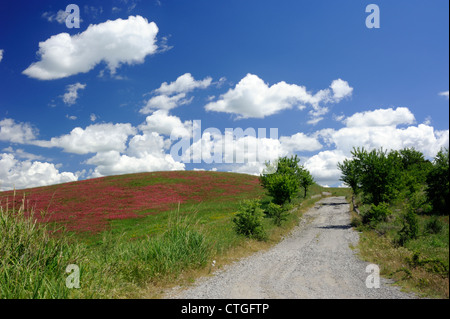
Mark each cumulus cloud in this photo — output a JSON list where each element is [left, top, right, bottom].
[[34, 123, 136, 154], [154, 73, 212, 95], [141, 93, 192, 113], [304, 150, 348, 187], [0, 153, 77, 191], [140, 73, 212, 114], [139, 110, 192, 138], [63, 82, 86, 105], [0, 49, 3, 62], [204, 74, 352, 123], [343, 107, 416, 127], [279, 132, 323, 153], [86, 150, 185, 178], [330, 79, 354, 102], [0, 118, 37, 144], [23, 16, 159, 80]]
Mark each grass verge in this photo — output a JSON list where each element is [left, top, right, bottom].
[[349, 196, 449, 299]]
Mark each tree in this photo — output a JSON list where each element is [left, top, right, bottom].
[[260, 155, 311, 205], [350, 147, 402, 205], [299, 168, 314, 198], [426, 148, 449, 215], [337, 158, 361, 195], [398, 147, 432, 195]]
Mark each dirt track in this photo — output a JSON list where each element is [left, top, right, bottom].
[[167, 196, 417, 299]]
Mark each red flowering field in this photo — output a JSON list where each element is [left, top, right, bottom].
[[0, 171, 263, 234]]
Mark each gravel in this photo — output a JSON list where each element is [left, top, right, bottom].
[[166, 196, 418, 299]]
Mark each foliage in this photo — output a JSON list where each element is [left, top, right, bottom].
[[266, 202, 290, 226], [299, 169, 314, 198], [350, 147, 402, 205], [426, 148, 449, 215], [361, 202, 392, 227], [232, 199, 267, 241], [0, 196, 84, 298], [337, 158, 361, 195], [260, 155, 314, 205], [397, 209, 420, 246]]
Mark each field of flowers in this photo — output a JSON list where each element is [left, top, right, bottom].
[[0, 171, 263, 234]]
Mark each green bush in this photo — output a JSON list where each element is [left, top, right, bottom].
[[266, 202, 290, 226], [397, 209, 420, 246], [232, 199, 267, 241], [361, 202, 392, 227]]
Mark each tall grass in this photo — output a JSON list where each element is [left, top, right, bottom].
[[1, 195, 213, 298], [0, 193, 83, 298]]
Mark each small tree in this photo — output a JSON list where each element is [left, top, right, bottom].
[[260, 155, 301, 205], [299, 168, 314, 198], [232, 199, 266, 241], [337, 158, 361, 195], [266, 202, 290, 226], [351, 147, 402, 205]]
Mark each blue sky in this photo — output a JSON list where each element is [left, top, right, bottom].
[[0, 0, 448, 191]]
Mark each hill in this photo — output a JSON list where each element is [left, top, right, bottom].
[[0, 171, 263, 234]]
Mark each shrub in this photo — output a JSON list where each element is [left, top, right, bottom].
[[361, 202, 392, 227], [397, 209, 420, 246], [232, 199, 267, 241], [266, 202, 290, 226]]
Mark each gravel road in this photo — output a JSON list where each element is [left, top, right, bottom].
[[167, 196, 417, 299]]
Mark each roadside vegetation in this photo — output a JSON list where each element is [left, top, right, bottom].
[[339, 147, 449, 298], [1, 169, 332, 299]]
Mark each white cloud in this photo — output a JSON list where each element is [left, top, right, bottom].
[[139, 110, 192, 138], [279, 132, 323, 153], [90, 113, 97, 122], [343, 107, 415, 127], [0, 118, 37, 144], [204, 73, 353, 122], [439, 91, 449, 99], [304, 150, 349, 187], [23, 16, 159, 80], [2, 147, 48, 161], [140, 73, 212, 114], [0, 49, 3, 62], [63, 82, 86, 105], [140, 93, 192, 113], [330, 79, 353, 101], [154, 73, 212, 95], [34, 123, 136, 154], [0, 153, 77, 191], [86, 150, 185, 178]]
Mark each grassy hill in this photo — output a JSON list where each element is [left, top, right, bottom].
[[0, 171, 263, 235], [1, 170, 343, 298]]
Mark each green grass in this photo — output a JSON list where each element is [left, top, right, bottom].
[[350, 195, 449, 299]]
